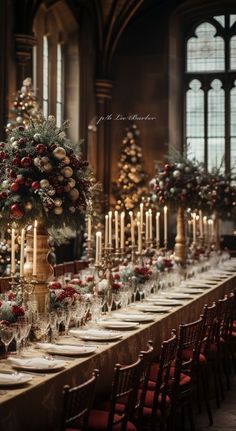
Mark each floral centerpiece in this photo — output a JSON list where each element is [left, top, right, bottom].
[[0, 115, 95, 240], [0, 291, 24, 323], [48, 280, 80, 310]]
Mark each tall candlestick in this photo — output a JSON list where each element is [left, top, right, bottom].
[[108, 211, 112, 247], [87, 214, 92, 241], [164, 206, 168, 246], [156, 212, 160, 247], [11, 228, 16, 274], [120, 212, 125, 250], [115, 211, 119, 250], [137, 221, 142, 254], [20, 228, 25, 277], [95, 232, 101, 264], [145, 211, 149, 242], [199, 210, 203, 238], [140, 203, 144, 233], [192, 212, 196, 244], [149, 209, 153, 241], [33, 220, 37, 277], [129, 211, 135, 245], [203, 216, 207, 238], [105, 214, 108, 249]]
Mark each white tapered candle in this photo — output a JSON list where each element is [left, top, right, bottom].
[[32, 220, 37, 277], [20, 228, 25, 277], [11, 228, 16, 274], [156, 212, 160, 246]]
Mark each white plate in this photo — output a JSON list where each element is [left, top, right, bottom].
[[181, 288, 204, 294], [0, 372, 32, 387], [37, 343, 97, 356], [145, 298, 183, 306], [165, 293, 193, 300], [97, 320, 139, 330], [69, 328, 123, 341], [184, 283, 211, 289], [9, 357, 66, 371], [112, 313, 155, 322], [134, 305, 171, 313]]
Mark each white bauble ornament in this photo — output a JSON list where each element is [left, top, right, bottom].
[[12, 141, 19, 149], [48, 189, 56, 196], [41, 156, 49, 164], [57, 175, 64, 183], [33, 133, 42, 141], [48, 115, 55, 122], [54, 206, 63, 215], [10, 137, 15, 143], [2, 180, 9, 189], [185, 166, 191, 173], [16, 116, 23, 124], [67, 178, 76, 189], [176, 163, 184, 170], [69, 188, 80, 200], [40, 179, 50, 188], [43, 163, 53, 172], [54, 198, 62, 207], [172, 170, 181, 179], [61, 166, 73, 178], [53, 147, 66, 160], [33, 157, 41, 167]]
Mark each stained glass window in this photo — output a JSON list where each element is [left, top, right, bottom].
[[56, 43, 63, 127], [43, 35, 49, 118], [185, 14, 236, 174], [187, 23, 224, 72], [186, 80, 205, 162]]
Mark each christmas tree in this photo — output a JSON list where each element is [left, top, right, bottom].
[[6, 77, 41, 131], [113, 123, 148, 211]]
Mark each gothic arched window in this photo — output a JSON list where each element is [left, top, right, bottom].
[[185, 14, 236, 174]]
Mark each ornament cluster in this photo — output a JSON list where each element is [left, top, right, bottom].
[[199, 172, 236, 217], [150, 160, 205, 208], [0, 116, 94, 234]]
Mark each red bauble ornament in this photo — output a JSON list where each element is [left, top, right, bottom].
[[36, 144, 46, 154], [50, 144, 57, 151], [31, 181, 40, 190], [0, 192, 7, 199], [0, 142, 5, 148], [0, 151, 7, 160], [18, 126, 25, 132], [15, 176, 25, 185], [10, 203, 23, 219], [9, 170, 17, 179], [21, 156, 32, 167], [13, 157, 21, 166], [10, 182, 19, 192]]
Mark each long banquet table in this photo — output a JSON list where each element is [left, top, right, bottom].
[[0, 272, 235, 431]]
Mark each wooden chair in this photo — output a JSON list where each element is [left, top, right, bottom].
[[61, 369, 99, 431], [87, 356, 144, 431], [138, 333, 177, 431], [169, 317, 207, 431], [54, 263, 64, 277]]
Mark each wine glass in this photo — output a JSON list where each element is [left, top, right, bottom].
[[113, 291, 122, 311], [0, 325, 15, 357], [13, 324, 25, 356], [105, 290, 114, 315]]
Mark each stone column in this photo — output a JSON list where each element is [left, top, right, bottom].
[[95, 79, 113, 210]]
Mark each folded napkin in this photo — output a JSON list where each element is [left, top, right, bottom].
[[9, 357, 61, 369]]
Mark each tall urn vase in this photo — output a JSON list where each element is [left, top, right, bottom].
[[24, 220, 54, 312], [174, 206, 186, 266]]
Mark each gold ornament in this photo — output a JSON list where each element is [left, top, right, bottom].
[[53, 147, 66, 160], [61, 166, 73, 178], [24, 202, 33, 211], [67, 178, 76, 189], [54, 198, 62, 207], [69, 188, 80, 200], [54, 206, 63, 215], [40, 179, 50, 188]]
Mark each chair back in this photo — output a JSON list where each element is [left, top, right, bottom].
[[172, 317, 204, 398], [201, 302, 218, 350], [61, 369, 99, 431], [138, 341, 154, 409], [107, 355, 144, 431]]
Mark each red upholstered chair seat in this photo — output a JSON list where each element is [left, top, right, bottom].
[[148, 362, 190, 390], [182, 348, 207, 364], [88, 410, 136, 430]]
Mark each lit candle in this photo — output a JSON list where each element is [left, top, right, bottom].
[[87, 214, 92, 241], [192, 212, 196, 244], [11, 228, 16, 274], [164, 206, 168, 246], [203, 216, 207, 238], [115, 211, 119, 250], [120, 212, 125, 250], [156, 212, 160, 247], [140, 203, 144, 233], [95, 232, 101, 265], [145, 211, 149, 242], [137, 221, 142, 254], [108, 211, 112, 247], [32, 220, 37, 277], [20, 227, 25, 277], [129, 211, 135, 246], [199, 210, 203, 238], [149, 209, 153, 241], [105, 214, 108, 249]]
